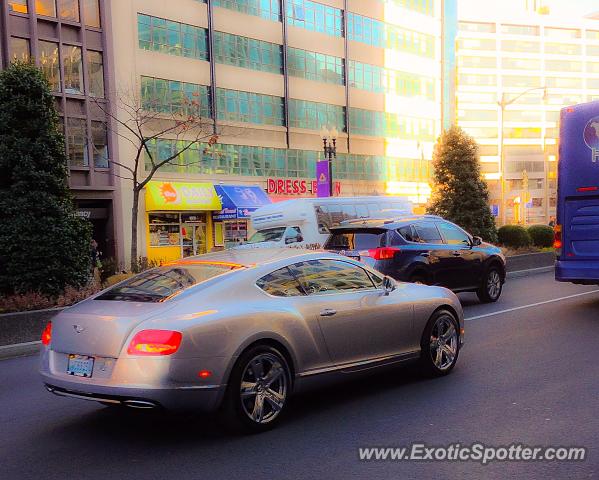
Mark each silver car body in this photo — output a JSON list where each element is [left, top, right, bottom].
[[40, 249, 464, 411]]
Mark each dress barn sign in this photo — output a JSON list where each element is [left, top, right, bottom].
[[266, 178, 341, 196]]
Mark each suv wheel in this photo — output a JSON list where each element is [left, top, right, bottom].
[[477, 266, 503, 303]]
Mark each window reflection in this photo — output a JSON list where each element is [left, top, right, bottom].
[[38, 40, 61, 92], [67, 117, 88, 166], [8, 0, 28, 14], [36, 0, 57, 17], [91, 121, 109, 168], [10, 37, 30, 62], [87, 50, 104, 97], [83, 0, 101, 27], [57, 0, 80, 22], [63, 45, 83, 94]]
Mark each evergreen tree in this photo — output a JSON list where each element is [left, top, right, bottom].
[[427, 126, 498, 243], [0, 62, 91, 296]]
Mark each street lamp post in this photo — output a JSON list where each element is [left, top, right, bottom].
[[320, 127, 338, 197], [498, 86, 548, 225]]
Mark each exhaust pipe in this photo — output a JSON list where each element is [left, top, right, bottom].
[[123, 400, 158, 409]]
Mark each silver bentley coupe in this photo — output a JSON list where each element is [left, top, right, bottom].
[[40, 248, 464, 432]]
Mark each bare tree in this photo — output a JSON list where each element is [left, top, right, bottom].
[[92, 83, 218, 271]]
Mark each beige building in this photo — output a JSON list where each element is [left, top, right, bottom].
[[457, 8, 599, 225], [109, 0, 450, 264]]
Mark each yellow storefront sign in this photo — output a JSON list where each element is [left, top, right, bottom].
[[145, 181, 222, 211]]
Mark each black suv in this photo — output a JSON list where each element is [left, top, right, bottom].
[[324, 215, 506, 303]]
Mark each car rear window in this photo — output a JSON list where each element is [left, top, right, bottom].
[[325, 229, 387, 250], [96, 263, 241, 302]]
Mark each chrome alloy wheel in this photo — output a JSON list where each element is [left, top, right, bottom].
[[240, 353, 288, 425], [429, 315, 458, 371], [487, 270, 502, 300]]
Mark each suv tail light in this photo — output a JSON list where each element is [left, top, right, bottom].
[[553, 224, 562, 255], [368, 247, 400, 260], [127, 330, 182, 356], [41, 321, 52, 346]]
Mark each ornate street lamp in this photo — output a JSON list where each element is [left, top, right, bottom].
[[320, 126, 338, 197]]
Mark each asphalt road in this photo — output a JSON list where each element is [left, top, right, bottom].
[[1, 272, 599, 480]]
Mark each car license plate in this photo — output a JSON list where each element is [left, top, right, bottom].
[[67, 354, 94, 378]]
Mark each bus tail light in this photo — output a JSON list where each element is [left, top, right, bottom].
[[368, 247, 400, 260], [553, 224, 562, 255]]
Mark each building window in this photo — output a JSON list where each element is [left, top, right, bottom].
[[36, 0, 57, 17], [347, 13, 434, 57], [10, 37, 30, 62], [66, 117, 89, 166], [544, 42, 581, 55], [57, 0, 80, 22], [8, 0, 28, 14], [87, 50, 104, 97], [286, 0, 343, 37], [500, 24, 539, 36], [216, 88, 284, 126], [141, 76, 212, 118], [387, 0, 434, 16], [138, 14, 209, 60], [458, 21, 495, 33], [83, 0, 101, 27], [38, 41, 61, 92], [63, 45, 84, 94], [91, 121, 109, 167], [213, 31, 283, 74], [287, 47, 344, 85], [213, 0, 281, 22], [288, 99, 346, 131]]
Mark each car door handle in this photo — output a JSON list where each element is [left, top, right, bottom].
[[452, 251, 461, 256], [320, 309, 337, 317]]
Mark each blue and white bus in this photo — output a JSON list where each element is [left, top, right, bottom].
[[555, 101, 599, 284]]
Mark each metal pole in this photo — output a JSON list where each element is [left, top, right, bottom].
[[498, 94, 506, 225]]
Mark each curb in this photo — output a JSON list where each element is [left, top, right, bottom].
[[0, 341, 41, 360], [506, 266, 554, 279]]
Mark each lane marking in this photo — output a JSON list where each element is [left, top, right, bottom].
[[465, 290, 599, 321]]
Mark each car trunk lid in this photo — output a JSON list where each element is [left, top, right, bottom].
[[51, 300, 176, 358]]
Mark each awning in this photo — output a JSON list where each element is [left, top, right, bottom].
[[213, 185, 272, 220], [145, 181, 222, 211]]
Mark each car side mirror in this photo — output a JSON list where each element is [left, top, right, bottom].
[[297, 235, 304, 243], [383, 276, 396, 296], [472, 236, 482, 247]]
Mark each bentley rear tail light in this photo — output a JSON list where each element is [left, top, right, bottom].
[[127, 330, 182, 356], [41, 321, 52, 346]]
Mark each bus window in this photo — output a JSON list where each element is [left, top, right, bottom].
[[315, 205, 331, 234]]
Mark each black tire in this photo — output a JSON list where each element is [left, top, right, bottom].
[[419, 309, 460, 377], [476, 266, 503, 303], [221, 345, 292, 434], [409, 272, 428, 285]]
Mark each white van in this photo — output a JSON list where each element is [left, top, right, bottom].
[[234, 196, 412, 249]]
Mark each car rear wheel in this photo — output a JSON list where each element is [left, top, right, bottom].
[[477, 266, 503, 303], [222, 345, 291, 433], [419, 310, 460, 377]]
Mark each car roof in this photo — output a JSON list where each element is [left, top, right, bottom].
[[165, 248, 328, 268], [334, 215, 443, 230]]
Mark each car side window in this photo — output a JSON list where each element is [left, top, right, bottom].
[[284, 226, 303, 244], [437, 222, 470, 246], [291, 260, 376, 295], [413, 222, 443, 244], [256, 267, 305, 297], [397, 225, 416, 242]]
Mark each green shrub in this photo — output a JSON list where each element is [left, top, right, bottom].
[[497, 225, 531, 248], [527, 225, 554, 248]]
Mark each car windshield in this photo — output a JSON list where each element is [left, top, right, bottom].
[[96, 263, 241, 302], [325, 229, 387, 250], [246, 227, 287, 244]]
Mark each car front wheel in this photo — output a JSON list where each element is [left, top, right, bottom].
[[477, 266, 503, 303], [222, 345, 291, 433]]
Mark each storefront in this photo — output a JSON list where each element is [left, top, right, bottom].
[[213, 185, 272, 249], [145, 181, 222, 263]]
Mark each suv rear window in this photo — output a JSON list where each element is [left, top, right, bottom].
[[97, 263, 241, 302], [325, 229, 387, 250]]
